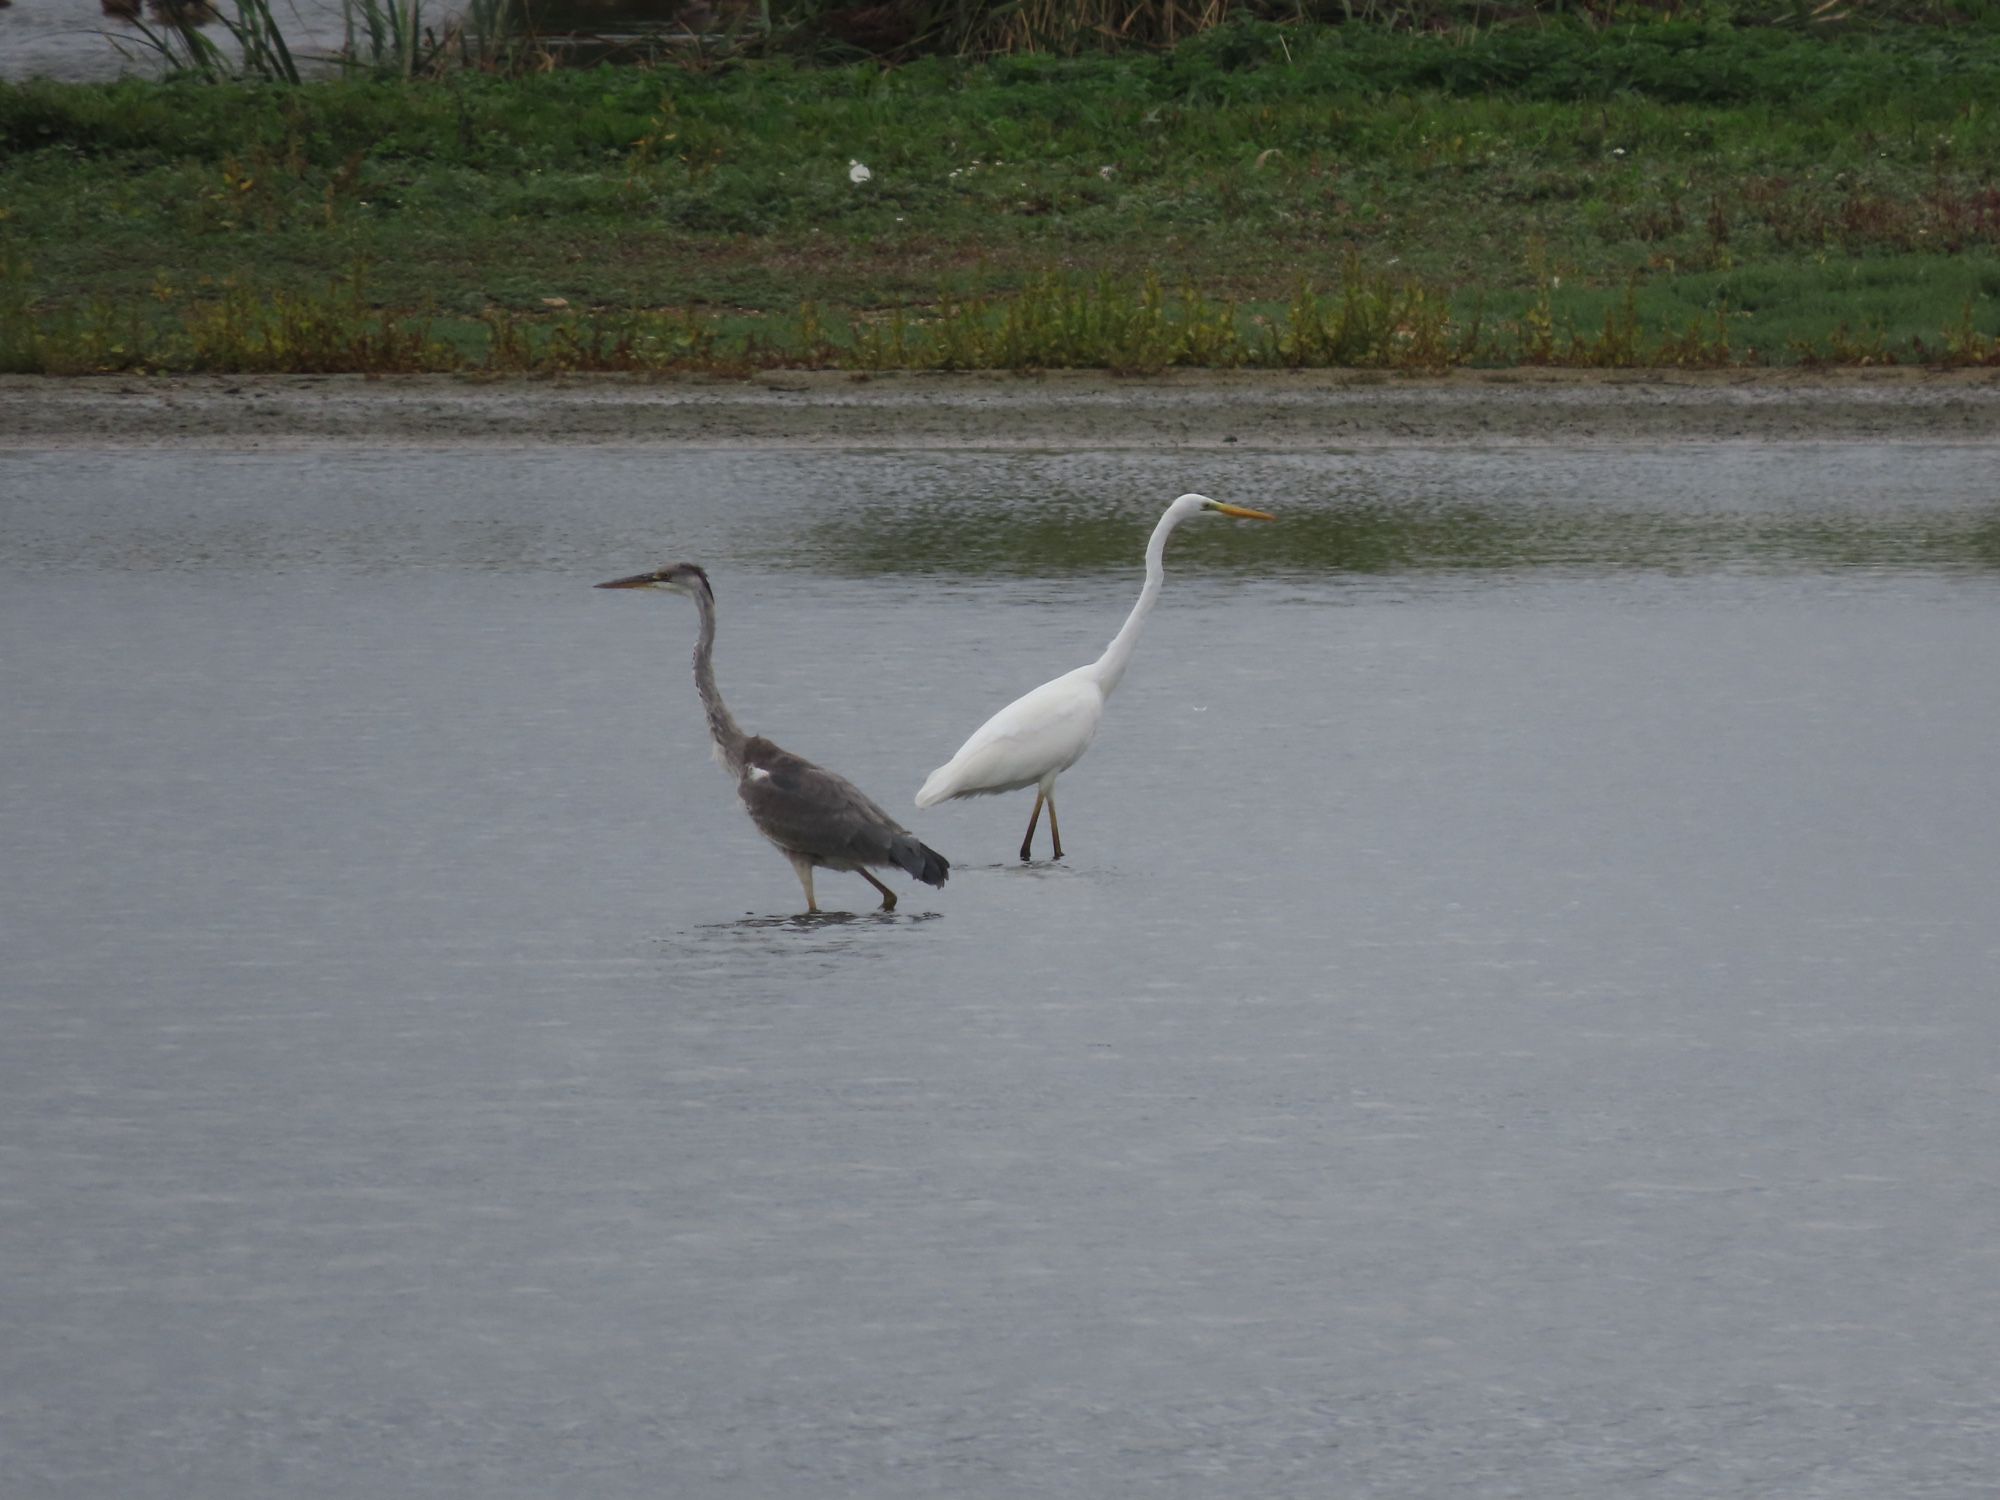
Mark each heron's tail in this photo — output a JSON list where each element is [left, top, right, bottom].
[[889, 833, 950, 888]]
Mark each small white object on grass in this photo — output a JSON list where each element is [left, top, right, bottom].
[[848, 160, 872, 184]]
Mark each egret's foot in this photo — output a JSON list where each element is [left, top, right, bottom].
[[1019, 791, 1046, 867]]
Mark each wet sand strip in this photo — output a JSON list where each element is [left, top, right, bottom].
[[3, 368, 1998, 450]]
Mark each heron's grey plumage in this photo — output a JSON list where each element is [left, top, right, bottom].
[[596, 561, 948, 912], [738, 738, 950, 886]]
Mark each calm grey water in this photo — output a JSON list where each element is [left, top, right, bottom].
[[1, 0, 646, 81], [4, 442, 1999, 1498], [3, 0, 353, 81]]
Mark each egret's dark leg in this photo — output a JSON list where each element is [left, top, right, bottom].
[[859, 868, 898, 911], [1046, 793, 1063, 861], [1019, 791, 1045, 863]]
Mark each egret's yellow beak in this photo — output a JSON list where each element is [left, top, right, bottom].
[[1208, 502, 1276, 521]]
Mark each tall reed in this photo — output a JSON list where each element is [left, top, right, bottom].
[[342, 0, 434, 78], [115, 0, 302, 83]]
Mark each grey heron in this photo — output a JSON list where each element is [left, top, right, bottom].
[[598, 563, 949, 914], [915, 493, 1275, 861]]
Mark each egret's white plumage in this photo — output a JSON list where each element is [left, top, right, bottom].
[[916, 664, 1101, 804], [915, 492, 1275, 860]]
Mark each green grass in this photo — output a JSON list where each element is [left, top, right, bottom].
[[4, 20, 2000, 372]]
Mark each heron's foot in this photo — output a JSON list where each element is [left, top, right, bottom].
[[859, 868, 899, 911]]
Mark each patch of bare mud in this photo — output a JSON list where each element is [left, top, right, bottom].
[[2, 368, 1997, 450]]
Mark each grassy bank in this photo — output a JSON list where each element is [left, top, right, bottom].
[[5, 19, 2000, 373]]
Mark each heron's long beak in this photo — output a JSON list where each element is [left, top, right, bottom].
[[1211, 502, 1277, 521], [595, 573, 655, 590]]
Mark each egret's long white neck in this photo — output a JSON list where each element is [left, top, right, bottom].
[[1087, 502, 1189, 698]]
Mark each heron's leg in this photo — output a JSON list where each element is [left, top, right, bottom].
[[858, 868, 898, 911], [1046, 792, 1063, 861], [787, 853, 819, 913], [1019, 791, 1045, 863]]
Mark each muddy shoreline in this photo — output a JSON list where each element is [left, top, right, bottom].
[[3, 368, 1998, 449]]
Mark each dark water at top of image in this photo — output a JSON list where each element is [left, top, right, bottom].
[[2, 0, 330, 80], [4, 441, 1998, 1498], [2, 0, 689, 80]]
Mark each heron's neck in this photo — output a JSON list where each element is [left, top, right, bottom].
[[1088, 507, 1181, 698], [689, 589, 748, 773]]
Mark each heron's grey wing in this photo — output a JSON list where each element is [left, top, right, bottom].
[[739, 739, 949, 886]]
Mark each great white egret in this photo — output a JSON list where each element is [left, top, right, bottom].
[[598, 563, 949, 913], [914, 493, 1276, 860]]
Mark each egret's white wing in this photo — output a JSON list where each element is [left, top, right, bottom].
[[916, 668, 1105, 806]]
